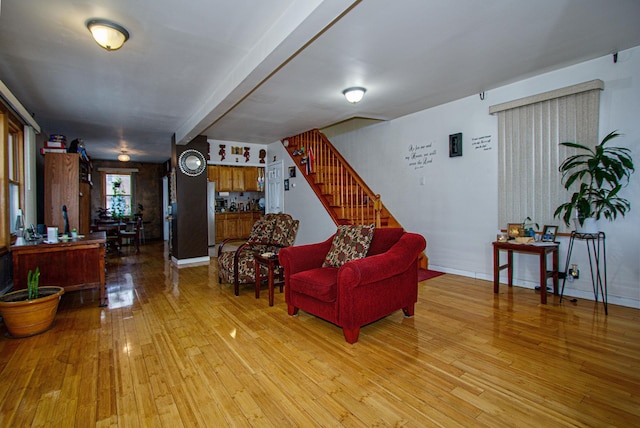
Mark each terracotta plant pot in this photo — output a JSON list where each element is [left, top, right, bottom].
[[0, 287, 64, 337]]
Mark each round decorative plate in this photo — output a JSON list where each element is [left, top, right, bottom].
[[178, 149, 206, 176]]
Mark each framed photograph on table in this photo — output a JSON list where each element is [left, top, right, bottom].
[[507, 223, 523, 238], [541, 225, 558, 242]]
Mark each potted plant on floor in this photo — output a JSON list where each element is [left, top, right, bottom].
[[0, 267, 64, 337], [554, 130, 635, 233]]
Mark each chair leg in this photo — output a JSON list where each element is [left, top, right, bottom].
[[402, 304, 415, 317], [287, 305, 299, 316], [343, 327, 360, 344]]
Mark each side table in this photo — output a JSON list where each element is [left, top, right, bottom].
[[560, 231, 608, 314], [254, 252, 284, 306], [493, 241, 559, 304]]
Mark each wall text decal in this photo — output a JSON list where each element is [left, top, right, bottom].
[[471, 135, 492, 151], [405, 142, 437, 170]]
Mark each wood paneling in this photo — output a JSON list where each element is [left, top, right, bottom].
[[1, 241, 639, 426]]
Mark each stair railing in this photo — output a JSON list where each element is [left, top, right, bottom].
[[282, 128, 426, 269], [283, 129, 387, 227]]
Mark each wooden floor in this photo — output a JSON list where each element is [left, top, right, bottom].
[[1, 241, 639, 427]]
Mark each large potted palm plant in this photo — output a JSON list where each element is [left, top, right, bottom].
[[554, 131, 635, 233]]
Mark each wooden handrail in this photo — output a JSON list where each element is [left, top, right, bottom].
[[282, 129, 400, 229], [282, 128, 427, 269]]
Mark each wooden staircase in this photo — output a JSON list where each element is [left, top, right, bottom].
[[281, 129, 428, 269]]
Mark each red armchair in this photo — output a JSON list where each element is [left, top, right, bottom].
[[279, 228, 426, 343]]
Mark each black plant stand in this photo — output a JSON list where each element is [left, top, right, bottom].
[[560, 231, 608, 314]]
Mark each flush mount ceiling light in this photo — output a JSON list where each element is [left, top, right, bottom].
[[86, 19, 130, 51], [117, 151, 130, 162], [342, 87, 367, 104]]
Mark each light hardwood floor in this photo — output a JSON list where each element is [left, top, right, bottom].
[[1, 241, 639, 427]]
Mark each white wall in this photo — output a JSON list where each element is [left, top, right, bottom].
[[272, 46, 640, 308], [208, 139, 268, 166], [264, 149, 336, 245]]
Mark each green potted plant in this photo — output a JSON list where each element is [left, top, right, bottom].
[[0, 267, 65, 337], [554, 131, 635, 233], [522, 216, 539, 237]]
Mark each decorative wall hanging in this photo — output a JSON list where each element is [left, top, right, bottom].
[[178, 149, 206, 176], [449, 133, 462, 157]]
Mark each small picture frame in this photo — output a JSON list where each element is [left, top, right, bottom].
[[284, 179, 290, 191], [541, 225, 558, 242], [288, 166, 296, 178], [449, 133, 462, 157], [507, 223, 523, 238]]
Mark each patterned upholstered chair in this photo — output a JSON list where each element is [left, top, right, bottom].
[[218, 213, 299, 296]]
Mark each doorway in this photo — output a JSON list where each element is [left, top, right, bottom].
[[265, 161, 283, 214]]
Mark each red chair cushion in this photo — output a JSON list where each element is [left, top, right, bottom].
[[289, 267, 338, 303]]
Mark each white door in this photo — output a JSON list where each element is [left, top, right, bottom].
[[266, 161, 283, 213]]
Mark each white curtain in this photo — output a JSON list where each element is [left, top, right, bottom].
[[490, 80, 603, 233]]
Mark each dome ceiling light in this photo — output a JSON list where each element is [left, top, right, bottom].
[[87, 19, 130, 51], [342, 87, 367, 104], [118, 150, 130, 162]]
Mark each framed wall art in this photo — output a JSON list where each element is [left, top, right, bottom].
[[449, 132, 462, 157], [288, 166, 296, 178]]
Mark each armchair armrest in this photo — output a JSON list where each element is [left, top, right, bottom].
[[279, 236, 334, 274], [338, 233, 426, 287]]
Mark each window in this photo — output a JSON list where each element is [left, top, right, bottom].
[[8, 120, 23, 234], [490, 80, 603, 233], [105, 173, 132, 217]]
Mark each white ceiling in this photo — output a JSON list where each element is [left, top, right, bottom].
[[1, 0, 639, 163]]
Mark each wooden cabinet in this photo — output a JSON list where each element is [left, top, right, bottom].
[[208, 165, 264, 192], [11, 232, 107, 306], [232, 168, 245, 191], [243, 167, 263, 191], [238, 213, 255, 237], [207, 166, 219, 183], [215, 212, 261, 241], [44, 153, 92, 235], [217, 166, 233, 191]]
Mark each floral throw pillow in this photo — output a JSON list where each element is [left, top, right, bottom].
[[322, 224, 375, 268]]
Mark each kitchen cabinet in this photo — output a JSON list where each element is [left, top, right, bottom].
[[207, 166, 219, 183], [208, 166, 264, 192], [215, 212, 261, 242], [217, 166, 233, 191], [243, 167, 264, 191], [44, 153, 92, 235], [232, 168, 244, 191]]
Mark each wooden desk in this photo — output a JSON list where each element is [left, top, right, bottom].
[[254, 252, 283, 306], [492, 241, 559, 304], [11, 232, 107, 306]]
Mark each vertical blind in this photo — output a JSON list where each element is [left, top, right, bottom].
[[489, 80, 603, 233]]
